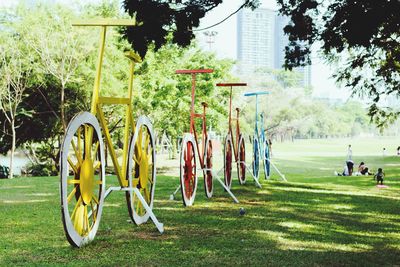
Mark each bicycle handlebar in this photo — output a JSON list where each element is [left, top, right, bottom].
[[244, 91, 270, 97], [175, 69, 213, 74]]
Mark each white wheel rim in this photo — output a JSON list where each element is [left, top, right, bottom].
[[180, 133, 197, 206], [203, 136, 213, 198], [127, 115, 156, 225], [224, 134, 233, 189], [263, 140, 270, 178], [237, 135, 246, 184], [60, 112, 105, 247], [253, 136, 260, 178]]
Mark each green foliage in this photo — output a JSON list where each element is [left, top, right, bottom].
[[241, 69, 372, 140], [135, 41, 235, 140], [277, 0, 400, 128], [121, 0, 260, 58]]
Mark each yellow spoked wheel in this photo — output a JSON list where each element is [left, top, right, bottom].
[[126, 116, 156, 225], [60, 112, 105, 247]]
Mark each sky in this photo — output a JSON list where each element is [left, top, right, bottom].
[[195, 0, 349, 100], [0, 0, 350, 100]]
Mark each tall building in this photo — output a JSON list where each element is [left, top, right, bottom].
[[237, 8, 311, 88], [237, 8, 275, 72]]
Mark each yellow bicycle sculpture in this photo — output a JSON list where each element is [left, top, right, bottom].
[[60, 19, 163, 247]]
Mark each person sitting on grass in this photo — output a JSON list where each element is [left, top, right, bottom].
[[335, 160, 354, 176], [358, 162, 373, 175], [374, 168, 384, 185]]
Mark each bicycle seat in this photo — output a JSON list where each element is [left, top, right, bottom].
[[216, 83, 247, 87], [235, 107, 240, 112], [124, 50, 142, 63], [201, 102, 208, 108]]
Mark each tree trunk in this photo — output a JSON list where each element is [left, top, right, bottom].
[[9, 118, 15, 179], [61, 83, 66, 132]]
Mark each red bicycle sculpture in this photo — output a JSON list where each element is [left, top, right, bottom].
[[218, 83, 262, 188], [170, 70, 239, 206]]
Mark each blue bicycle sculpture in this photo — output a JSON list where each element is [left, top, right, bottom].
[[245, 91, 286, 181]]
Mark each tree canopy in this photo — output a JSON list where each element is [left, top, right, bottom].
[[121, 0, 260, 58], [277, 0, 400, 127]]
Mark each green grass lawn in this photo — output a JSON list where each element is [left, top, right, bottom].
[[1, 137, 400, 266]]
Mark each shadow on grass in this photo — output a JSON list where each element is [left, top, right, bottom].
[[1, 173, 400, 266]]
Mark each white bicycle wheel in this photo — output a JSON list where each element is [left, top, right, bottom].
[[180, 133, 198, 206], [237, 135, 246, 185], [126, 116, 156, 225], [252, 136, 260, 179], [224, 133, 233, 189], [60, 112, 106, 247], [203, 136, 213, 198]]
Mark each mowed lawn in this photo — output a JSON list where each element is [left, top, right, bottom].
[[1, 137, 400, 266]]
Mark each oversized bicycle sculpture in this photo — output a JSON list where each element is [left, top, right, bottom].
[[218, 83, 262, 189], [170, 70, 239, 206], [60, 19, 163, 247], [244, 91, 286, 181]]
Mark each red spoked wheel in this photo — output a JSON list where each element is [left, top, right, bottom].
[[224, 134, 233, 189], [203, 136, 213, 198], [237, 135, 246, 185], [180, 134, 197, 206]]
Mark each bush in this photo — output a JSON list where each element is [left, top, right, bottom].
[[26, 162, 58, 177]]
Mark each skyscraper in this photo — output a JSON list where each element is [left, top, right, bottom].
[[237, 8, 275, 71], [237, 8, 311, 88]]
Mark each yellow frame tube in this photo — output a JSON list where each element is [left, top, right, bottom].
[[76, 21, 141, 188]]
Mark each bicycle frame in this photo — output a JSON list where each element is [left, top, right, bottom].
[[73, 20, 141, 188], [244, 91, 269, 139], [217, 83, 247, 161], [61, 19, 162, 247], [176, 69, 213, 167], [259, 113, 267, 151]]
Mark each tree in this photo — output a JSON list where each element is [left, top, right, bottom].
[[121, 0, 260, 58], [277, 0, 400, 127], [135, 40, 236, 142], [16, 3, 95, 131], [0, 36, 34, 178]]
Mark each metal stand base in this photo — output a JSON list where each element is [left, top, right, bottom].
[[237, 160, 262, 188], [170, 167, 239, 204], [101, 186, 164, 233], [266, 158, 287, 181]]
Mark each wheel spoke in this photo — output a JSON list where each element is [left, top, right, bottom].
[[71, 139, 83, 165], [133, 154, 140, 165], [93, 141, 99, 160], [67, 186, 77, 203], [84, 125, 91, 160], [92, 195, 99, 205], [71, 196, 82, 220], [84, 205, 90, 232], [67, 157, 78, 173], [67, 179, 80, 185], [90, 200, 97, 223], [93, 161, 101, 170], [77, 126, 82, 160]]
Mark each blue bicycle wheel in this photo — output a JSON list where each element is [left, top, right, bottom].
[[252, 137, 259, 178], [263, 139, 271, 179]]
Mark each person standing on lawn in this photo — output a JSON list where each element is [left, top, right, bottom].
[[374, 168, 384, 185], [347, 144, 352, 160]]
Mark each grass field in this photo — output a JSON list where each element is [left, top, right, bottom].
[[1, 137, 400, 266]]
